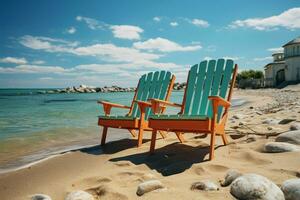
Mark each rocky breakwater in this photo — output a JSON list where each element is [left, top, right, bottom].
[[45, 85, 136, 94]]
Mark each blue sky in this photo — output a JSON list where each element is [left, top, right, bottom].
[[0, 0, 299, 88]]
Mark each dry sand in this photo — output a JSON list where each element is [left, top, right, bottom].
[[0, 87, 300, 200]]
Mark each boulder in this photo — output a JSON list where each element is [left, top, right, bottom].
[[264, 142, 300, 153], [281, 178, 300, 200], [290, 123, 300, 131], [65, 191, 94, 200], [136, 180, 164, 196], [191, 180, 219, 191], [230, 173, 284, 200], [31, 194, 52, 200], [276, 130, 300, 145], [221, 169, 242, 187]]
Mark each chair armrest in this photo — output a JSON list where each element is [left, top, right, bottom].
[[148, 98, 182, 107], [97, 100, 131, 109], [208, 96, 231, 108], [133, 100, 152, 107]]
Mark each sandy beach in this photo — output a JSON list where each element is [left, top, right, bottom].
[[0, 86, 299, 200]]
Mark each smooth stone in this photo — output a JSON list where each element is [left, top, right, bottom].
[[65, 191, 94, 200], [230, 173, 284, 200], [221, 169, 242, 187], [191, 180, 219, 191], [31, 194, 52, 200], [136, 180, 164, 196], [246, 135, 259, 143], [262, 118, 280, 125], [264, 142, 300, 153], [279, 119, 296, 125], [276, 130, 300, 145], [281, 179, 300, 200], [290, 123, 300, 131]]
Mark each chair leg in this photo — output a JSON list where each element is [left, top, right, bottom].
[[128, 129, 136, 137], [209, 131, 216, 160], [137, 127, 144, 147], [101, 127, 108, 146], [175, 132, 185, 143], [221, 133, 228, 145], [150, 129, 158, 154], [159, 131, 167, 139]]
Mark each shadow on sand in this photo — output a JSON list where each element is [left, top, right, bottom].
[[79, 138, 150, 155]]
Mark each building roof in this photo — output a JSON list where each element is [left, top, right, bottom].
[[272, 52, 284, 56], [264, 61, 285, 69], [283, 36, 300, 47]]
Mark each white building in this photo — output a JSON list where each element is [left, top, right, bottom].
[[264, 37, 300, 87]]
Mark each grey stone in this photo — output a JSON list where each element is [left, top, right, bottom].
[[290, 123, 300, 131], [262, 118, 280, 125], [264, 142, 300, 153], [31, 194, 52, 200], [279, 119, 296, 125], [221, 169, 242, 186], [281, 178, 300, 200], [276, 130, 300, 145], [230, 173, 284, 200], [191, 180, 219, 191], [136, 180, 164, 196], [65, 191, 94, 200]]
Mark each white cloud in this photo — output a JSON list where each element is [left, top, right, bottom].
[[153, 17, 161, 22], [223, 56, 241, 61], [66, 27, 76, 34], [76, 16, 105, 30], [74, 43, 161, 63], [110, 25, 144, 40], [0, 65, 66, 74], [133, 37, 202, 52], [203, 56, 212, 60], [191, 18, 210, 28], [230, 7, 300, 30], [19, 35, 78, 53], [253, 56, 273, 61], [32, 60, 45, 65], [0, 57, 27, 64], [170, 22, 178, 27], [267, 47, 284, 53]]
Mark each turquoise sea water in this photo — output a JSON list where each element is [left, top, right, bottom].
[[0, 89, 245, 172]]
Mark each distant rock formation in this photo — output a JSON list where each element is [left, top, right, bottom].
[[43, 82, 187, 94]]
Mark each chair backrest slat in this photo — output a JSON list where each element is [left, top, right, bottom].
[[183, 65, 198, 114], [191, 61, 208, 115], [198, 60, 216, 115], [183, 59, 235, 122], [131, 71, 173, 120]]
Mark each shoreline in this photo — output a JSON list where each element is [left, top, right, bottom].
[[0, 97, 247, 175]]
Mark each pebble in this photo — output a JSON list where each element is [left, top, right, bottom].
[[31, 194, 52, 200], [290, 123, 300, 131], [221, 169, 242, 187], [230, 173, 284, 200], [191, 180, 219, 191], [276, 130, 300, 145], [281, 178, 300, 200], [262, 118, 280, 125], [264, 142, 300, 153], [136, 180, 164, 196], [65, 191, 94, 200]]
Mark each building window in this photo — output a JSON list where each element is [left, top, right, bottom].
[[297, 46, 300, 55]]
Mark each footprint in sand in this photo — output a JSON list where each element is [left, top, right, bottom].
[[87, 185, 128, 200]]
